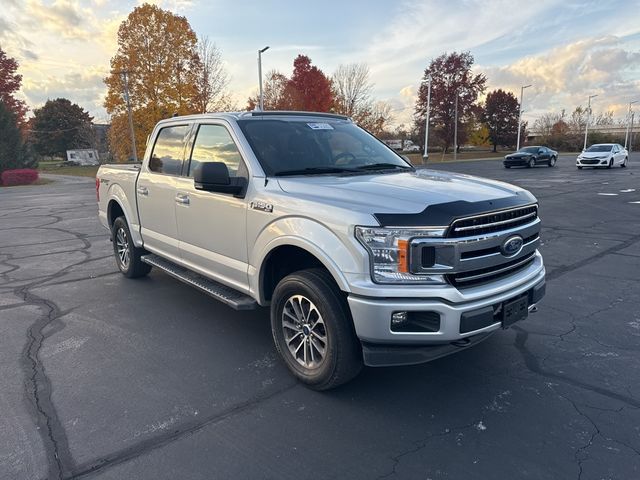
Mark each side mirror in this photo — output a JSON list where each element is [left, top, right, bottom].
[[538, 149, 544, 154], [194, 162, 246, 196]]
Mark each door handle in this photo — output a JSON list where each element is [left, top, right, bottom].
[[137, 186, 149, 196], [175, 193, 190, 205]]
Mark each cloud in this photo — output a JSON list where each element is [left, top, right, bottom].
[[24, 0, 90, 39], [480, 36, 640, 118]]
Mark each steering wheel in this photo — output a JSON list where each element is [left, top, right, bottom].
[[333, 152, 357, 165]]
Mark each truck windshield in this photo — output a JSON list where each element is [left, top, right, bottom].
[[237, 119, 413, 176]]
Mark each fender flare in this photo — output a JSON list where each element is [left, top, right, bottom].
[[107, 184, 143, 247]]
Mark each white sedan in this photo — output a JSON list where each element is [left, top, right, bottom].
[[577, 143, 628, 169]]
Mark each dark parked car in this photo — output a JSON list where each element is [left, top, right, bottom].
[[504, 146, 558, 168]]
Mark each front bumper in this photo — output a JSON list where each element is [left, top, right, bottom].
[[348, 263, 545, 366], [576, 158, 608, 166], [503, 158, 530, 166]]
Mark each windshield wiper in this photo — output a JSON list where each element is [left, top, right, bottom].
[[275, 166, 360, 176], [355, 163, 413, 171]]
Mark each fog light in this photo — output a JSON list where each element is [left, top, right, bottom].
[[391, 312, 408, 328]]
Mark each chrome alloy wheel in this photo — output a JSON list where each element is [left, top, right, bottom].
[[115, 227, 130, 269], [282, 295, 327, 369]]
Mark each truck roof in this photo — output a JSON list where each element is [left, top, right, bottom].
[[155, 110, 352, 127]]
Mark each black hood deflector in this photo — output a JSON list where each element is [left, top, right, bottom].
[[373, 192, 537, 227]]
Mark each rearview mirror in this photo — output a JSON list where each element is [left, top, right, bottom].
[[194, 162, 246, 196]]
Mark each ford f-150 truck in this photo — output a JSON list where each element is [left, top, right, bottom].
[[97, 111, 545, 390]]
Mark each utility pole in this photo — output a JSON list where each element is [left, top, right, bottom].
[[583, 94, 598, 151], [257, 46, 270, 111], [422, 75, 432, 164], [453, 92, 459, 162], [630, 112, 635, 154], [516, 84, 531, 151], [116, 70, 138, 162], [624, 100, 638, 148]]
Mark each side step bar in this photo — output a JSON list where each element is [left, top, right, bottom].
[[141, 254, 257, 310]]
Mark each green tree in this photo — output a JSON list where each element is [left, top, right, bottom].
[[414, 52, 486, 152], [0, 102, 35, 173], [30, 98, 94, 158], [482, 89, 519, 151]]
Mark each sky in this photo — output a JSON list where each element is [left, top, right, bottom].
[[1, 0, 639, 128]]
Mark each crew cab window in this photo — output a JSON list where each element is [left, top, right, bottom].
[[188, 124, 246, 178], [149, 125, 190, 175]]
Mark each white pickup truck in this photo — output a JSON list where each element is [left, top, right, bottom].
[[97, 111, 545, 390]]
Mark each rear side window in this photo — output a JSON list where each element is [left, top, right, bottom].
[[188, 124, 246, 178], [149, 125, 190, 175]]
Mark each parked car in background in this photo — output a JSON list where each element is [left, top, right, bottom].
[[504, 146, 558, 168], [576, 144, 628, 169]]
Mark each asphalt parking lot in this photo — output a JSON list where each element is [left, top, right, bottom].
[[1, 153, 639, 480]]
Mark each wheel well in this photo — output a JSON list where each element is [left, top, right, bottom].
[[107, 200, 125, 229], [261, 245, 326, 302]]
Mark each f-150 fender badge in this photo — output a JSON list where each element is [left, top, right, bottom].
[[250, 201, 273, 213]]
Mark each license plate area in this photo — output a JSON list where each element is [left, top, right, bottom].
[[502, 295, 528, 329]]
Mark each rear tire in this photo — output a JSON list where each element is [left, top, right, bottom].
[[112, 216, 152, 278], [271, 268, 362, 390]]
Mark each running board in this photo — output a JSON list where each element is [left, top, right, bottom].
[[141, 254, 257, 310]]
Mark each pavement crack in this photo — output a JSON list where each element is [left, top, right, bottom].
[[512, 326, 640, 409]]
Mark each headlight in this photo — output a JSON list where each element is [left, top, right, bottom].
[[355, 226, 446, 284]]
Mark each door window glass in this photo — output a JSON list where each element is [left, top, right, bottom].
[[188, 125, 246, 177], [149, 125, 190, 175]]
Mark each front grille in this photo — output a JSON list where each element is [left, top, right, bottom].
[[448, 205, 538, 238], [447, 252, 536, 288], [460, 234, 539, 260], [580, 159, 600, 165]]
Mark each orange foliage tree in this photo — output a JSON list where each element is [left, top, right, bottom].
[[104, 3, 201, 161]]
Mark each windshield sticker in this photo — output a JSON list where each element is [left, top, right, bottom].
[[307, 122, 334, 130]]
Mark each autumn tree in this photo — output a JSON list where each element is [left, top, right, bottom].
[[482, 89, 519, 151], [247, 70, 294, 110], [104, 3, 201, 161], [0, 102, 35, 173], [193, 35, 233, 113], [30, 98, 94, 158], [0, 46, 28, 126], [414, 51, 486, 152], [287, 55, 334, 112]]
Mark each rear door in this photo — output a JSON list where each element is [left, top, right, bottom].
[[174, 122, 250, 292], [137, 124, 191, 261]]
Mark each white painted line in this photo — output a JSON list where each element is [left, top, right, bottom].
[[629, 201, 640, 204], [597, 193, 618, 196], [620, 189, 636, 193]]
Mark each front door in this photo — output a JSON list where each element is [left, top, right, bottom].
[[174, 123, 250, 292], [137, 124, 190, 261]]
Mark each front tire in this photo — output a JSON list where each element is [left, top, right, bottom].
[[549, 156, 556, 167], [112, 216, 151, 278], [622, 157, 628, 168], [528, 158, 535, 168], [577, 166, 583, 170], [271, 268, 362, 390], [607, 158, 613, 169]]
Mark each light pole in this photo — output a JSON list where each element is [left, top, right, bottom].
[[630, 112, 635, 154], [453, 91, 459, 162], [583, 94, 598, 151], [257, 46, 270, 111], [114, 70, 138, 162], [516, 84, 531, 151], [423, 75, 432, 164], [624, 100, 638, 149]]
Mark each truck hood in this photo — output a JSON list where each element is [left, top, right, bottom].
[[276, 169, 535, 225]]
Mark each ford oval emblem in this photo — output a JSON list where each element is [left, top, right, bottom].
[[501, 235, 524, 257]]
